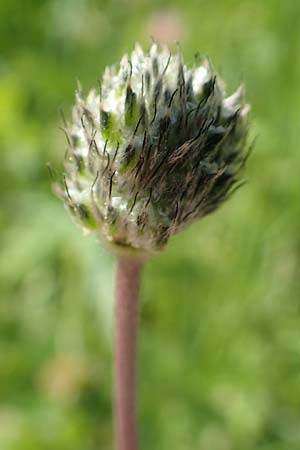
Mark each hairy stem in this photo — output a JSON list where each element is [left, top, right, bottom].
[[114, 255, 143, 450]]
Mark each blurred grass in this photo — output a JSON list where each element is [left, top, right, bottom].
[[1, 0, 300, 449]]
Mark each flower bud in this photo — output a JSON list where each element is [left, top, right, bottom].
[[59, 43, 249, 254]]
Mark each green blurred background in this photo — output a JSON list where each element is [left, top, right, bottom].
[[1, 0, 300, 449]]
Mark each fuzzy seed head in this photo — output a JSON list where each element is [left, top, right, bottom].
[[60, 43, 249, 254]]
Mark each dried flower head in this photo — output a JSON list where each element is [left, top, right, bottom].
[[59, 43, 249, 254]]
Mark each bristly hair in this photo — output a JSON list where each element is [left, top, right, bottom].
[[58, 42, 250, 254]]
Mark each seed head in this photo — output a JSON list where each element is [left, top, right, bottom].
[[59, 43, 249, 254]]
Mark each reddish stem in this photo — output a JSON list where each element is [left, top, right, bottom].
[[114, 255, 143, 450]]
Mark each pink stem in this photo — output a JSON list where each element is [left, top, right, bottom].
[[114, 255, 143, 450]]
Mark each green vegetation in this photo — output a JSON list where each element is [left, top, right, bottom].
[[0, 0, 300, 449]]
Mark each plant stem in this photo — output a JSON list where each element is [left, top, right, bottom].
[[114, 255, 143, 450]]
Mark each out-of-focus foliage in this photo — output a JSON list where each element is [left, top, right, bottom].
[[0, 0, 300, 449]]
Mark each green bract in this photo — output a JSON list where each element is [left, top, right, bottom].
[[60, 43, 249, 253]]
